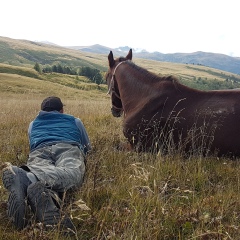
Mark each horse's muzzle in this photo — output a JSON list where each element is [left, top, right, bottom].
[[111, 107, 122, 117]]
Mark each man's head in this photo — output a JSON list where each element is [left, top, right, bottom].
[[41, 96, 64, 112]]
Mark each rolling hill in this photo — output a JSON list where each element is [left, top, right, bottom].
[[1, 36, 240, 91], [71, 45, 240, 75], [0, 36, 106, 70]]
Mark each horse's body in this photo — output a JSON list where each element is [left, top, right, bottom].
[[106, 49, 240, 157]]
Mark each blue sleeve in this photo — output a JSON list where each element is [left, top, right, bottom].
[[75, 118, 91, 155], [28, 121, 33, 142]]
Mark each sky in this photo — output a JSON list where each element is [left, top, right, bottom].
[[1, 0, 240, 57]]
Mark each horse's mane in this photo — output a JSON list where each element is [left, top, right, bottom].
[[124, 60, 179, 84]]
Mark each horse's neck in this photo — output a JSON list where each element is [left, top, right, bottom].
[[116, 68, 156, 112]]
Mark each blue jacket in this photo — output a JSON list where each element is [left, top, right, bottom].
[[28, 111, 91, 155]]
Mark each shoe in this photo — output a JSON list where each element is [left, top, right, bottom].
[[2, 165, 31, 230], [27, 182, 76, 232]]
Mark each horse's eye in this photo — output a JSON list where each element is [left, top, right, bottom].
[[105, 73, 109, 81], [106, 73, 112, 84]]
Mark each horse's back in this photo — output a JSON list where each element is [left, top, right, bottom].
[[123, 85, 240, 156]]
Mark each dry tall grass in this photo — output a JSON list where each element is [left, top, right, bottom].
[[0, 75, 239, 240]]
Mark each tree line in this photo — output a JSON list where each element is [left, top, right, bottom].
[[34, 63, 104, 85]]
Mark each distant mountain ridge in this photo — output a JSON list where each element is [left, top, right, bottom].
[[69, 45, 240, 75], [1, 36, 240, 75]]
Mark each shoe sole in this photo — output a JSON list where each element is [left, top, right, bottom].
[[2, 167, 28, 230]]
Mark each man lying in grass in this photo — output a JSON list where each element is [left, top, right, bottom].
[[2, 96, 91, 236]]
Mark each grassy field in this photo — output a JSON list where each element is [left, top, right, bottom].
[[0, 66, 240, 240]]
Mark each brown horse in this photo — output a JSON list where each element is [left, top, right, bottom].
[[106, 49, 240, 157]]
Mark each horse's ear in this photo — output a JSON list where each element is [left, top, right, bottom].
[[126, 49, 132, 60], [108, 51, 115, 68]]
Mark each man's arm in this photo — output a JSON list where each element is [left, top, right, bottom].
[[75, 118, 91, 155]]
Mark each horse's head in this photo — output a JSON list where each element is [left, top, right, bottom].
[[106, 49, 132, 117]]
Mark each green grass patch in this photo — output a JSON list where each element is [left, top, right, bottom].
[[0, 63, 41, 79]]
